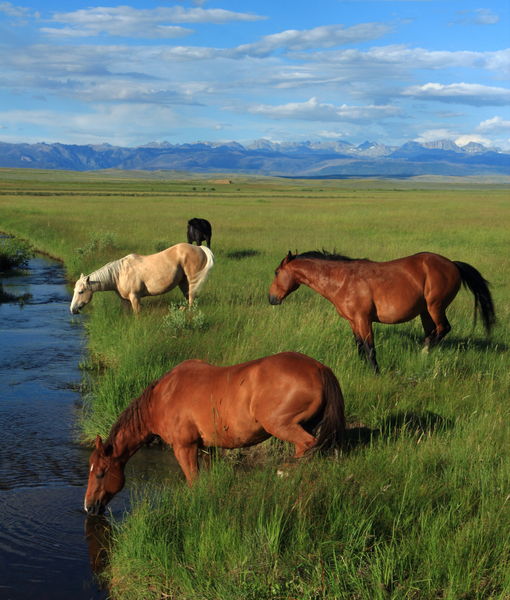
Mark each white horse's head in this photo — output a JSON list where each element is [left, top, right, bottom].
[[70, 274, 94, 314]]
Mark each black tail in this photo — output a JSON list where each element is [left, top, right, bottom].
[[312, 367, 346, 452], [454, 261, 496, 334]]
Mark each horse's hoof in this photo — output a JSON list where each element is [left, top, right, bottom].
[[276, 460, 296, 478]]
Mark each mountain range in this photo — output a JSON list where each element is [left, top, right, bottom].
[[0, 138, 508, 178]]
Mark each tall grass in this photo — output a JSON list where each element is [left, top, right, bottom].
[[0, 169, 509, 598]]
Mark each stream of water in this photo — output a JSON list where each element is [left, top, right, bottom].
[[0, 255, 176, 599]]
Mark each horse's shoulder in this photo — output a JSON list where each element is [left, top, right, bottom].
[[176, 358, 211, 371], [122, 253, 142, 264]]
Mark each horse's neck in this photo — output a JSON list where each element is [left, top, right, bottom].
[[107, 395, 154, 461], [293, 260, 347, 299], [89, 260, 121, 292]]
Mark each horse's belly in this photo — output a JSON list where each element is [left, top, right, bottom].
[[200, 418, 268, 449], [375, 296, 425, 324], [143, 275, 179, 295]]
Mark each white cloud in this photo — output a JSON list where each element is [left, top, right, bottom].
[[402, 82, 510, 106], [477, 116, 510, 132], [452, 8, 500, 26], [0, 104, 188, 145], [414, 130, 494, 148], [414, 129, 456, 143], [41, 25, 192, 40], [42, 6, 264, 39], [229, 23, 393, 57], [248, 97, 400, 121], [63, 80, 204, 105], [0, 1, 31, 17], [455, 134, 492, 147], [299, 45, 510, 76], [317, 129, 351, 139]]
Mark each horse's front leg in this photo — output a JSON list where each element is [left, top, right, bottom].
[[128, 293, 142, 313], [173, 442, 200, 485], [350, 318, 379, 373]]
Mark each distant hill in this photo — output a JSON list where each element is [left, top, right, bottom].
[[0, 139, 508, 178]]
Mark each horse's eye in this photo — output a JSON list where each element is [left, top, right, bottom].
[[96, 470, 105, 479], [78, 291, 84, 295]]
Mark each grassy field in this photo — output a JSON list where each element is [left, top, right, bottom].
[[0, 168, 509, 599]]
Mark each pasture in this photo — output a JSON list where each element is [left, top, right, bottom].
[[0, 169, 509, 599]]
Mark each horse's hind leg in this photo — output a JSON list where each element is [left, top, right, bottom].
[[178, 279, 191, 306], [264, 423, 318, 458], [421, 305, 451, 352], [421, 311, 435, 353]]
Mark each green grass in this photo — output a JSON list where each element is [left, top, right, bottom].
[[0, 235, 34, 271], [0, 168, 509, 599]]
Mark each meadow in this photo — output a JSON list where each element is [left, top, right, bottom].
[[0, 168, 509, 599]]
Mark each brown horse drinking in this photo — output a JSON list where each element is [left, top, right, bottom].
[[84, 352, 345, 515], [269, 251, 495, 373], [70, 242, 214, 314]]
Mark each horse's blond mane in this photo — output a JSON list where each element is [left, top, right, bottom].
[[88, 257, 125, 287]]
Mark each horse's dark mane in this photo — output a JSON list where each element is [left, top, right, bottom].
[[290, 250, 363, 262], [107, 377, 162, 446]]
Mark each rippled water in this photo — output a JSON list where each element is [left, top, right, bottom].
[[0, 256, 178, 599]]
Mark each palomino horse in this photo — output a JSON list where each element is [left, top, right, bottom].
[[84, 352, 345, 514], [70, 242, 214, 314], [187, 217, 212, 249], [269, 251, 495, 373]]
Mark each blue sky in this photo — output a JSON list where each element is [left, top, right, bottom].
[[0, 0, 509, 148]]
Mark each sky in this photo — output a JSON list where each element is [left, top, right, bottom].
[[0, 0, 509, 149]]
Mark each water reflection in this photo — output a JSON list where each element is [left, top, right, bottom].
[[85, 516, 112, 578], [0, 281, 31, 304]]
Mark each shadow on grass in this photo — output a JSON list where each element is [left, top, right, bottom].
[[225, 249, 261, 260], [344, 410, 454, 451], [398, 331, 508, 353]]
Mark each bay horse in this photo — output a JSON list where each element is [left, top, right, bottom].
[[269, 250, 495, 373], [187, 218, 212, 249], [84, 352, 345, 515], [70, 242, 214, 314]]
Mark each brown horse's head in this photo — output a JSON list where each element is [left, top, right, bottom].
[[269, 251, 300, 305], [70, 274, 94, 314], [84, 436, 126, 515]]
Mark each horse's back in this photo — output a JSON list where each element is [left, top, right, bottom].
[[166, 352, 321, 390], [154, 353, 328, 442], [369, 252, 459, 285]]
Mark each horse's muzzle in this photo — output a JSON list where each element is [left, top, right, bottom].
[[85, 500, 105, 516], [268, 294, 282, 305]]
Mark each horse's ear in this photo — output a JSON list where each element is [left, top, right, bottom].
[[85, 275, 90, 284], [283, 250, 294, 264], [104, 443, 113, 457], [95, 435, 104, 451]]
